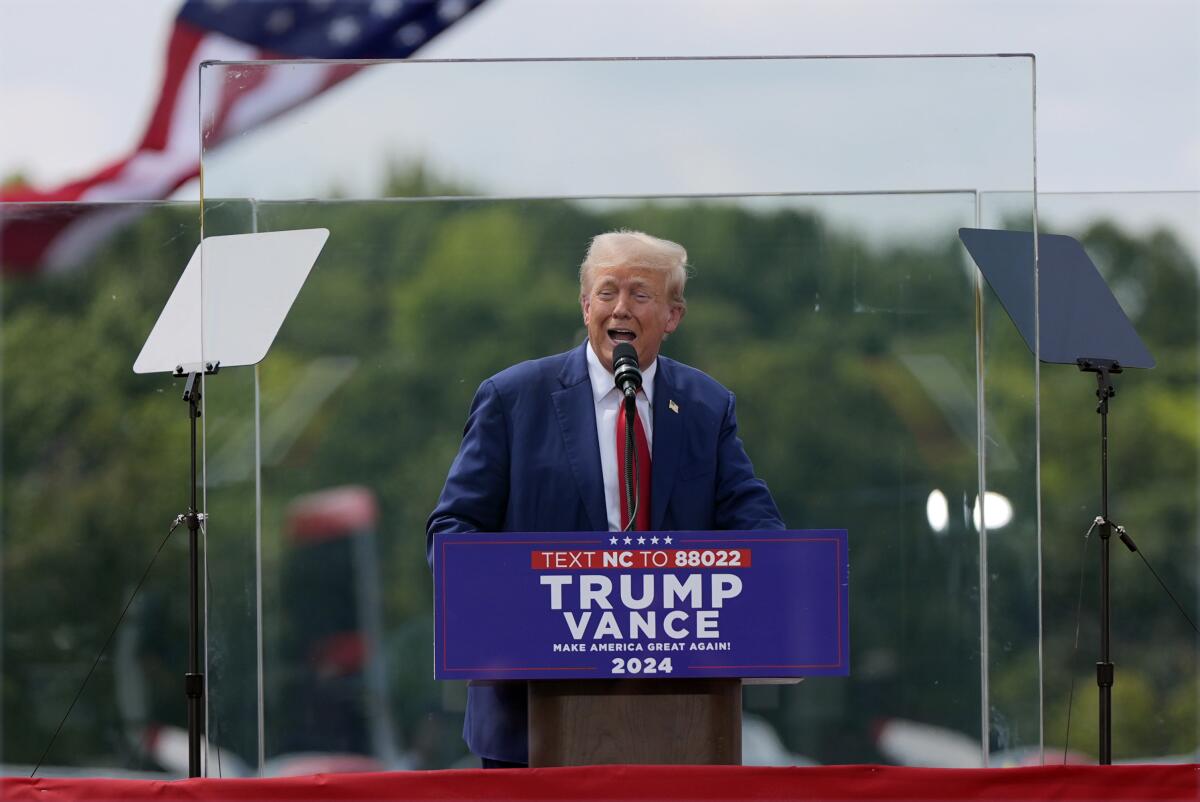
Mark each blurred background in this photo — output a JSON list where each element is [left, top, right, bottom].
[[1, 0, 1196, 778]]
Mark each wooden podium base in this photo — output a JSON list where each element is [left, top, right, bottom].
[[527, 678, 741, 767]]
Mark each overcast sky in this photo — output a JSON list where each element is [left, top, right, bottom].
[[0, 0, 1197, 194]]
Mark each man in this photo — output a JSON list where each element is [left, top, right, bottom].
[[427, 230, 784, 767]]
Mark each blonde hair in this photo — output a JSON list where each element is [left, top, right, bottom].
[[579, 230, 689, 309]]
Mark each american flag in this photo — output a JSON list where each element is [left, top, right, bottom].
[[0, 0, 489, 273]]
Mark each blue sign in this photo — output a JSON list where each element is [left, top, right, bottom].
[[433, 530, 848, 680]]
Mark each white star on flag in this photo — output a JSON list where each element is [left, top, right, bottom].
[[637, 536, 646, 544], [371, 0, 405, 15], [664, 536, 673, 544], [609, 537, 618, 545], [623, 536, 632, 545], [438, 0, 470, 20], [651, 536, 659, 544], [265, 8, 294, 32], [396, 21, 424, 45], [328, 16, 362, 43]]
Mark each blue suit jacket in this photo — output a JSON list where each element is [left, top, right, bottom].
[[427, 343, 784, 763]]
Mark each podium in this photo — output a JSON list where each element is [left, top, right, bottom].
[[433, 529, 848, 767], [528, 679, 741, 766]]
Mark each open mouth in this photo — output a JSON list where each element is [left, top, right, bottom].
[[607, 328, 637, 343]]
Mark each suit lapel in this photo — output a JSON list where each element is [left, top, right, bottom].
[[651, 358, 683, 531], [552, 345, 607, 532]]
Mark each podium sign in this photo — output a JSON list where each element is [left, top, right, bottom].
[[433, 529, 848, 680]]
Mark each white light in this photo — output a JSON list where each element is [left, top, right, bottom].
[[972, 491, 1014, 531], [926, 489, 949, 533]]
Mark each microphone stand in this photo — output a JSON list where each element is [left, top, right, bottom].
[[622, 393, 639, 531], [613, 344, 643, 532]]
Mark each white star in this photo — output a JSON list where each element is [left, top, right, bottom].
[[265, 8, 295, 34], [651, 536, 659, 544], [371, 0, 405, 16], [394, 21, 425, 46], [663, 536, 673, 544], [438, 0, 470, 21], [609, 537, 618, 545], [328, 16, 362, 44], [623, 536, 632, 545], [637, 536, 646, 545]]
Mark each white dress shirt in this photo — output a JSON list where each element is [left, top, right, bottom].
[[586, 341, 655, 532]]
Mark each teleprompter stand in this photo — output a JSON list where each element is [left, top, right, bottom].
[[177, 361, 218, 777], [1075, 356, 1148, 764], [134, 229, 329, 776], [960, 228, 1154, 764]]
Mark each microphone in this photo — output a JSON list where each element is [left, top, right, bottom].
[[612, 342, 642, 400]]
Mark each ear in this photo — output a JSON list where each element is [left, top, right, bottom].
[[664, 304, 684, 334], [581, 294, 591, 325]]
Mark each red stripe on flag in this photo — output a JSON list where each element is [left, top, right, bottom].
[[0, 206, 83, 274], [0, 157, 134, 204], [140, 21, 208, 152]]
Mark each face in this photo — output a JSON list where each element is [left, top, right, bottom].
[[581, 265, 684, 371]]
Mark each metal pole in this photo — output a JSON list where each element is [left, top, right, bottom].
[[183, 373, 205, 777], [1095, 369, 1114, 765]]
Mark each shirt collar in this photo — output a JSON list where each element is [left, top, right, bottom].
[[586, 340, 656, 405]]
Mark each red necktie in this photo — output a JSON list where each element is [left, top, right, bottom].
[[616, 396, 652, 530]]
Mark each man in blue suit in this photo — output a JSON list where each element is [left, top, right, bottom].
[[428, 230, 784, 767]]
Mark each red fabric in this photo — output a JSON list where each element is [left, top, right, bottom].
[[310, 632, 366, 677], [140, 21, 209, 154], [286, 486, 380, 543], [3, 764, 1196, 802], [616, 397, 652, 530]]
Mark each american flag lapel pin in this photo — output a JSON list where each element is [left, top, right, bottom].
[[668, 399, 679, 414]]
